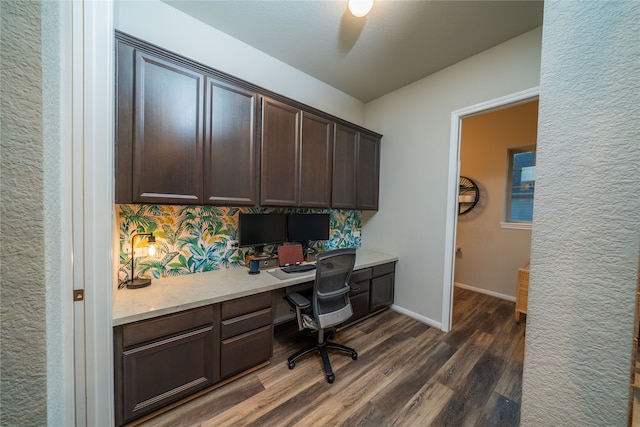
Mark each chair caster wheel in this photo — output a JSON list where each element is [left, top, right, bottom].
[[351, 352, 358, 360], [288, 361, 295, 369], [327, 374, 335, 383]]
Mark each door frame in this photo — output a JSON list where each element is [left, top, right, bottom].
[[63, 1, 115, 425], [441, 86, 539, 332]]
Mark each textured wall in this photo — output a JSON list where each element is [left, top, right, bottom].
[[455, 101, 538, 298], [521, 2, 640, 425], [0, 0, 48, 425]]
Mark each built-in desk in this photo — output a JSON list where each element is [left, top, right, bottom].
[[112, 249, 397, 425], [114, 249, 396, 326]]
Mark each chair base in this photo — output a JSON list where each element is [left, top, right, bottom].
[[287, 340, 358, 383]]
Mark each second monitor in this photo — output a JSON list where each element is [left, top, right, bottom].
[[287, 213, 330, 256]]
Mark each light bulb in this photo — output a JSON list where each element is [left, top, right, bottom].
[[148, 243, 156, 257], [348, 0, 373, 17]]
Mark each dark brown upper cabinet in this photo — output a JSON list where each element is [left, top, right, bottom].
[[356, 133, 380, 210], [260, 102, 334, 208], [260, 97, 301, 207], [116, 46, 205, 204], [203, 79, 258, 206], [332, 124, 358, 209], [115, 32, 382, 210], [116, 41, 258, 206], [332, 125, 380, 210], [299, 112, 334, 208]]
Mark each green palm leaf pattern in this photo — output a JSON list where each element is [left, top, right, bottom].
[[117, 205, 361, 283]]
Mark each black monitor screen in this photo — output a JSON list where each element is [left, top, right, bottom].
[[238, 213, 287, 250], [287, 213, 330, 243]]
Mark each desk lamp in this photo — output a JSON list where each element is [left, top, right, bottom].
[[124, 232, 156, 289]]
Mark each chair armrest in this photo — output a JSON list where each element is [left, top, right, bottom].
[[317, 285, 350, 299], [348, 282, 360, 292], [286, 292, 311, 309]]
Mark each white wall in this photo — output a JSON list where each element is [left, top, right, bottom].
[[114, 0, 365, 126], [362, 28, 542, 326], [521, 2, 640, 425]]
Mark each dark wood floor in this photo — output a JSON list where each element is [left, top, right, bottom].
[[135, 287, 525, 427]]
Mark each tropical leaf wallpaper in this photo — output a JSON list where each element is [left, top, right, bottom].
[[118, 205, 361, 283]]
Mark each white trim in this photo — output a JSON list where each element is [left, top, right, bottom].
[[71, 1, 115, 425], [441, 105, 463, 333], [70, 1, 87, 424], [55, 1, 77, 424], [442, 87, 539, 332], [391, 304, 442, 330], [500, 221, 533, 230], [454, 282, 516, 303]]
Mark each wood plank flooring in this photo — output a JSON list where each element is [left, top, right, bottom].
[[134, 288, 525, 426]]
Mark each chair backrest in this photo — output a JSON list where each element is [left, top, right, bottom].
[[312, 248, 356, 329]]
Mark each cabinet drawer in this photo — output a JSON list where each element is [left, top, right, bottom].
[[350, 278, 370, 296], [221, 292, 271, 320], [123, 306, 214, 348], [122, 326, 214, 421], [351, 268, 372, 282], [373, 262, 395, 277], [221, 307, 272, 340], [220, 325, 272, 378]]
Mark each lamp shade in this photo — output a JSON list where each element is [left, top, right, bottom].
[[148, 234, 156, 256]]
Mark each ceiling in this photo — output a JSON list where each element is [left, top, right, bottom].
[[163, 0, 543, 103]]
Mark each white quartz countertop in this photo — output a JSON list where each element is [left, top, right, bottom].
[[113, 249, 398, 326]]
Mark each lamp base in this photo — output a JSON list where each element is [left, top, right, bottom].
[[126, 278, 152, 289]]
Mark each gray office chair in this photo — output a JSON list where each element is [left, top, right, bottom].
[[285, 248, 358, 383]]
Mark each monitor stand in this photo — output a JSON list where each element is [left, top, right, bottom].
[[303, 241, 322, 261], [246, 246, 279, 269], [248, 245, 268, 258]]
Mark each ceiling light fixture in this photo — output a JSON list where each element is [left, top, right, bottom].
[[348, 0, 373, 17]]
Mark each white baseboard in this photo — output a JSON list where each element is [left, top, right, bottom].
[[390, 304, 442, 330], [454, 282, 515, 302]]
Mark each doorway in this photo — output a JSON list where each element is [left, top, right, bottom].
[[441, 87, 539, 332], [454, 99, 538, 314]]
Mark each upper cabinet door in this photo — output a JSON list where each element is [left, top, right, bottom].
[[203, 79, 258, 206], [332, 124, 358, 209], [132, 51, 204, 204], [357, 133, 380, 210], [300, 112, 333, 208], [260, 97, 300, 207]]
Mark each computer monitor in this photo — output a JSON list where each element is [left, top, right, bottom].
[[287, 213, 330, 254], [238, 213, 287, 256]]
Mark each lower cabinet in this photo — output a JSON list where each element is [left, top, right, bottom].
[[370, 263, 395, 312], [220, 292, 273, 379], [113, 306, 219, 426], [344, 261, 396, 326], [114, 292, 273, 425]]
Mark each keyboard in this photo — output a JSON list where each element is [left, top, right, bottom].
[[281, 264, 316, 273]]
